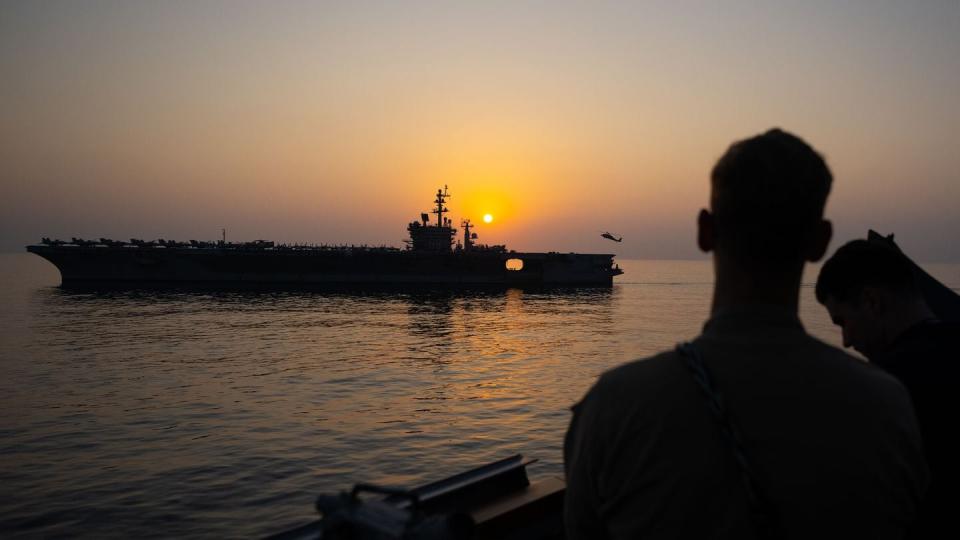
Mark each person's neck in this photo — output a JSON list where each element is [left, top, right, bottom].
[[710, 255, 804, 316]]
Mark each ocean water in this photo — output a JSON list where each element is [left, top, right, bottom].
[[1, 253, 957, 538]]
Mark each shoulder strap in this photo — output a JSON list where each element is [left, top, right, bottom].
[[676, 342, 774, 537]]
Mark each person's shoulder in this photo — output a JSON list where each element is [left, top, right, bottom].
[[803, 334, 911, 397], [803, 333, 879, 369], [804, 334, 865, 364], [600, 349, 682, 382], [904, 320, 960, 348], [880, 320, 960, 379], [573, 349, 684, 432], [586, 349, 685, 403]]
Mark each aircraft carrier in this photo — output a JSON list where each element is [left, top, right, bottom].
[[26, 187, 623, 288]]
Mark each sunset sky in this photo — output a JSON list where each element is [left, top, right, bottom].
[[2, 1, 958, 260]]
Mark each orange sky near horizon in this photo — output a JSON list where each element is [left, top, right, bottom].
[[1, 1, 958, 260]]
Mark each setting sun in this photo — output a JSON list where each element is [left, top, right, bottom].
[[483, 214, 494, 223]]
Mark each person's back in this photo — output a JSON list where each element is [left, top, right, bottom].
[[564, 129, 928, 539], [566, 308, 925, 538], [816, 240, 959, 537], [884, 319, 960, 538]]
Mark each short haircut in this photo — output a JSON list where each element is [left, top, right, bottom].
[[711, 129, 833, 263], [815, 239, 918, 305]]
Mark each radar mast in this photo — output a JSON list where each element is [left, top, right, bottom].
[[432, 185, 450, 227], [461, 218, 475, 251]]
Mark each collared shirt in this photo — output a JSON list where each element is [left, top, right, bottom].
[[565, 306, 928, 540]]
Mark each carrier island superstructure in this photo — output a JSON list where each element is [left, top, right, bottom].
[[27, 187, 623, 287]]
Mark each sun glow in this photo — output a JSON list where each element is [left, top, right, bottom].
[[483, 214, 494, 223]]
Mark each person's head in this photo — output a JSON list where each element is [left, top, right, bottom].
[[698, 129, 833, 272], [815, 240, 923, 360]]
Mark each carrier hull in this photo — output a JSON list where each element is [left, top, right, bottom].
[[26, 245, 620, 288]]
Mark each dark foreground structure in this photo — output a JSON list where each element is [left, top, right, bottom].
[[268, 455, 563, 540], [27, 188, 622, 288]]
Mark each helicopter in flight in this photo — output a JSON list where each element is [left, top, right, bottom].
[[601, 232, 623, 243]]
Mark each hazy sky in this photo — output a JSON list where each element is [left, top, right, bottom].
[[2, 1, 958, 260]]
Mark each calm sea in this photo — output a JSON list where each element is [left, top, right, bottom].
[[1, 253, 957, 538]]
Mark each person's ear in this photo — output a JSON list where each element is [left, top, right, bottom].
[[805, 219, 832, 262], [697, 209, 714, 253]]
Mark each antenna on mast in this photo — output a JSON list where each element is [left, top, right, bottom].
[[432, 185, 451, 227]]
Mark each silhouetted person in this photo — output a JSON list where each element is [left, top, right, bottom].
[[816, 239, 959, 538], [564, 129, 928, 539]]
